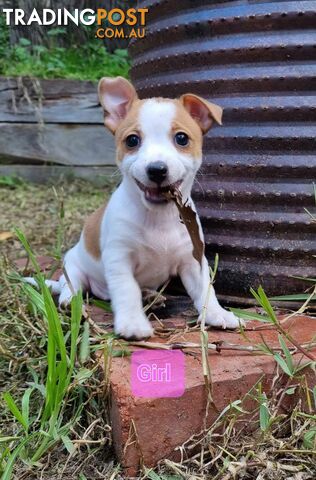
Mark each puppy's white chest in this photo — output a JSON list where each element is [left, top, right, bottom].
[[132, 224, 190, 289]]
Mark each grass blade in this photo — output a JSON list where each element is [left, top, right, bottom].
[[259, 391, 270, 432], [1, 437, 29, 480], [3, 393, 28, 432], [69, 293, 83, 372], [21, 388, 34, 432], [273, 353, 293, 377], [230, 308, 271, 323], [251, 286, 278, 325], [278, 334, 294, 374], [91, 299, 112, 312], [79, 321, 90, 364], [61, 435, 76, 455]]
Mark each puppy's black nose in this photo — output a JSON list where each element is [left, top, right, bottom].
[[146, 161, 168, 185]]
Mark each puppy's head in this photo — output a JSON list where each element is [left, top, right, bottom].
[[98, 76, 222, 206]]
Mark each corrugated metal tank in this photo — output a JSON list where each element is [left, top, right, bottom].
[[129, 0, 316, 301]]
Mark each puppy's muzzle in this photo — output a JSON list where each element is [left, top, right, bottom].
[[146, 161, 168, 185], [135, 177, 183, 205]]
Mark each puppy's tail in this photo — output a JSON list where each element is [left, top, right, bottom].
[[23, 277, 61, 295]]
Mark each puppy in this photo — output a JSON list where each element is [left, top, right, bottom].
[[26, 76, 240, 338]]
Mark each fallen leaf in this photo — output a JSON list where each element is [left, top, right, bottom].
[[0, 231, 14, 242], [165, 188, 204, 266]]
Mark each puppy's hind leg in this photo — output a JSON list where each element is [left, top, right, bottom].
[[23, 277, 62, 295], [23, 247, 87, 307], [58, 264, 87, 308], [24, 266, 85, 306]]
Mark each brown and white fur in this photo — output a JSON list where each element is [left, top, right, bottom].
[[25, 77, 241, 338]]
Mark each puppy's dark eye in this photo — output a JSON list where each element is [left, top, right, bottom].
[[125, 134, 140, 149], [175, 132, 189, 146]]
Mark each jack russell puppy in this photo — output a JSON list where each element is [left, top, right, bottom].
[[26, 76, 240, 338]]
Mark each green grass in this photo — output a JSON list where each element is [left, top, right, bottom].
[[1, 231, 84, 476], [0, 180, 114, 478], [0, 20, 130, 81], [0, 237, 111, 478], [0, 14, 9, 61]]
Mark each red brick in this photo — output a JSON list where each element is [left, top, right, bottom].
[[109, 315, 316, 476]]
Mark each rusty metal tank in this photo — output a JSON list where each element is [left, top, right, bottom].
[[129, 0, 316, 301]]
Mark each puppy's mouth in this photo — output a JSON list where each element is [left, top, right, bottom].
[[134, 179, 183, 204]]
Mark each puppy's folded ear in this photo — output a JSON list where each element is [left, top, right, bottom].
[[180, 93, 223, 133], [98, 76, 138, 133]]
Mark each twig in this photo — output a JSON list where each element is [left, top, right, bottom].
[[275, 449, 316, 455], [200, 280, 215, 410], [277, 323, 316, 362], [127, 340, 316, 354], [143, 280, 169, 313]]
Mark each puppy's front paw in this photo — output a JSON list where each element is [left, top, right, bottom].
[[115, 313, 154, 339], [200, 308, 243, 330], [58, 287, 74, 308]]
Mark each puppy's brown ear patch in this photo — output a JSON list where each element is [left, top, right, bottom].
[[180, 94, 223, 133], [98, 76, 138, 133]]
